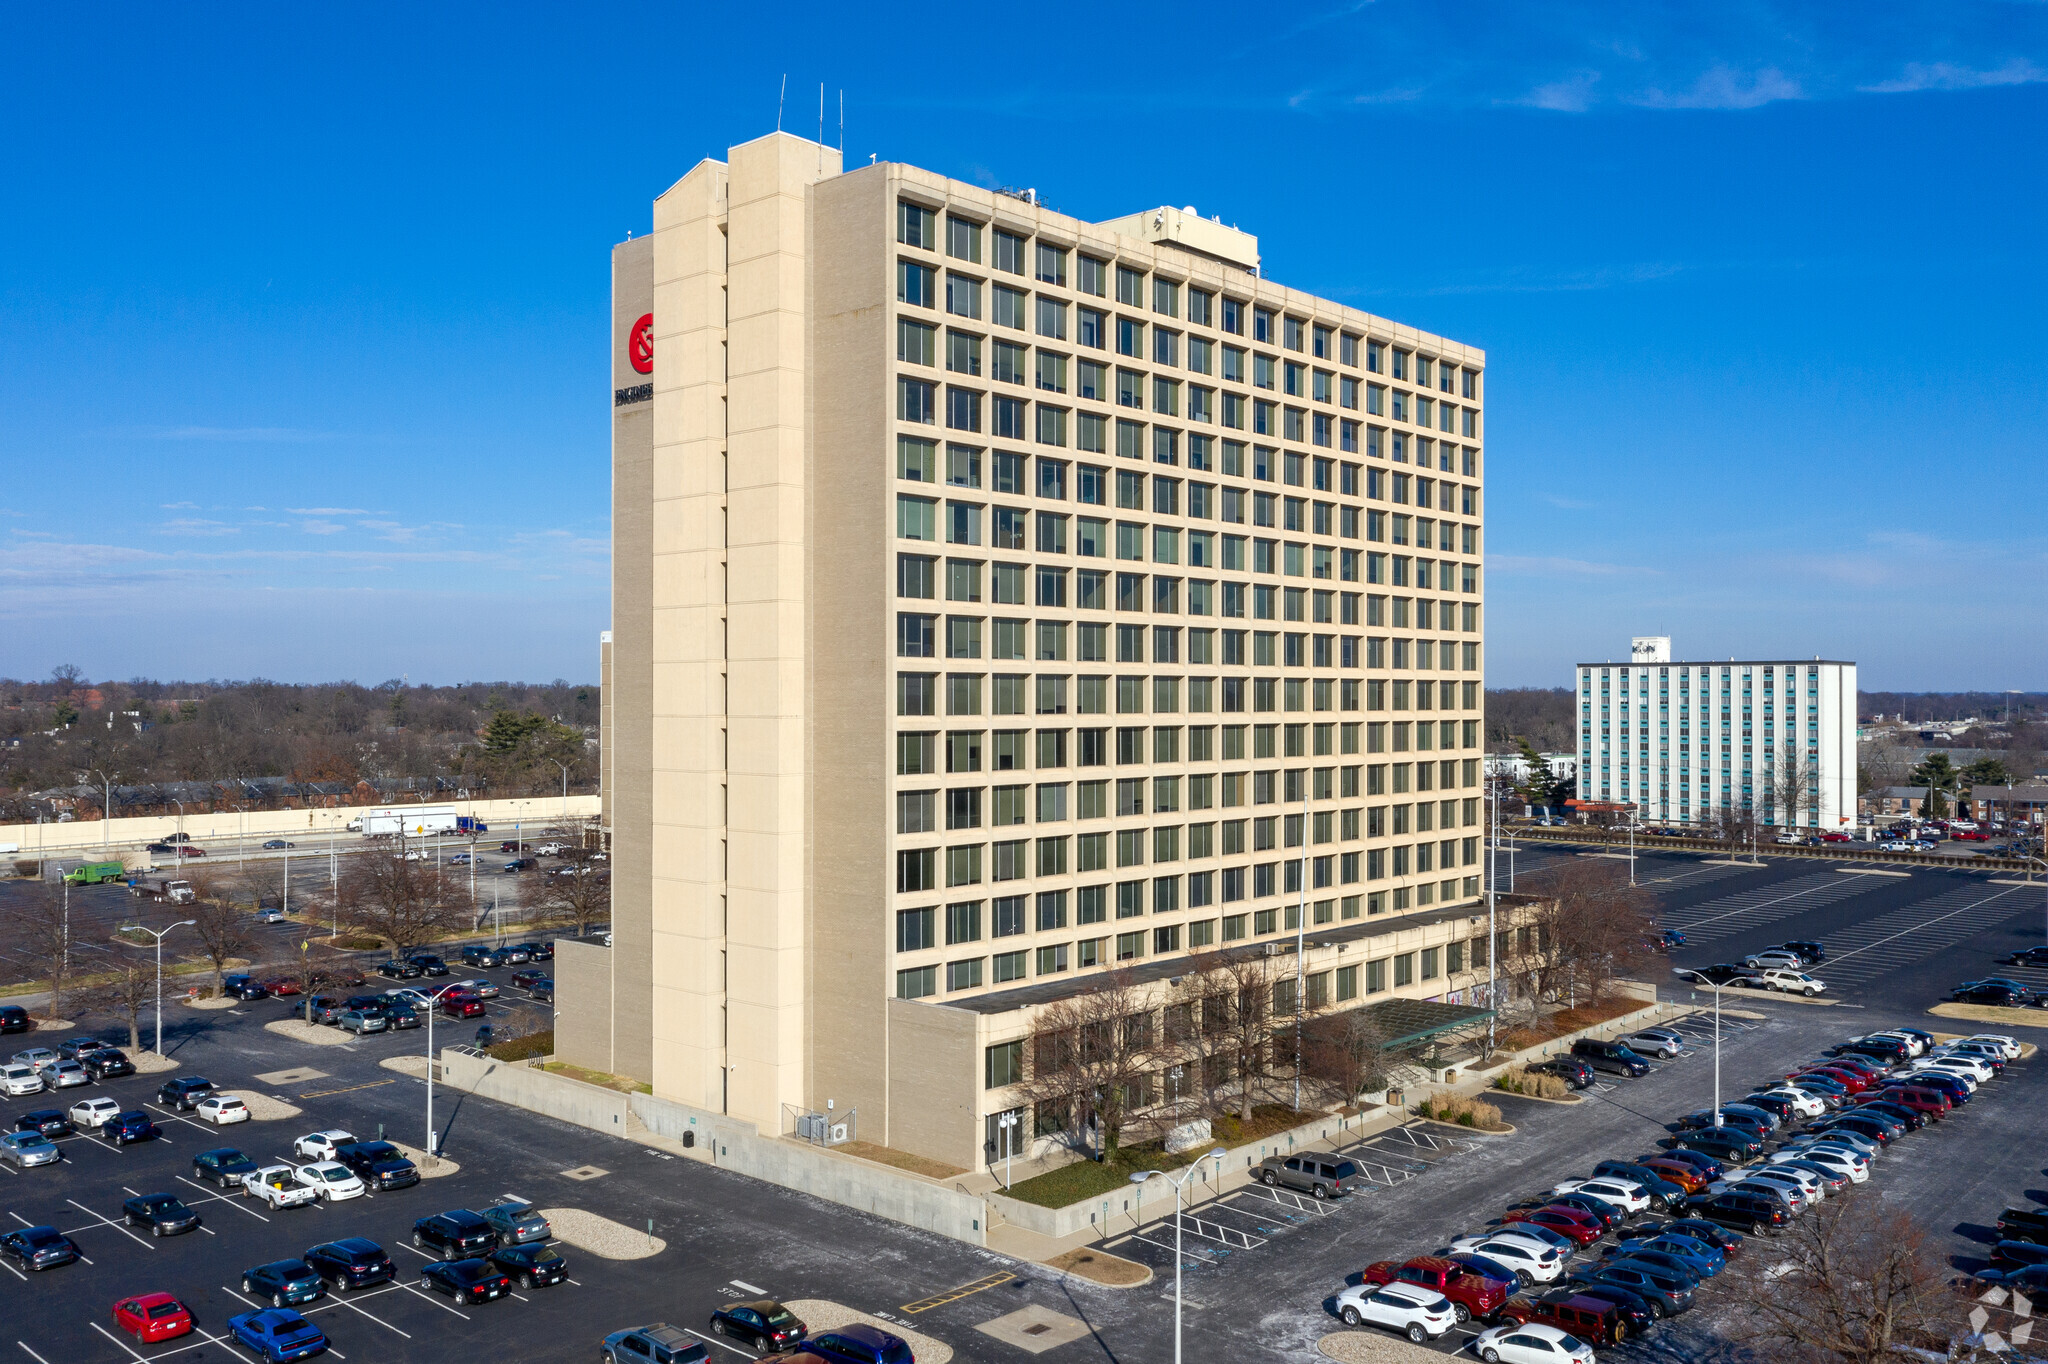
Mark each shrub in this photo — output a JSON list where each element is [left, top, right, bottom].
[[333, 936, 384, 951], [1493, 1067, 1570, 1100], [1416, 1094, 1506, 1130], [488, 1030, 553, 1062]]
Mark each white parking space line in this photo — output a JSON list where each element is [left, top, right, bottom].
[[0, 1259, 24, 1281], [394, 1277, 471, 1319], [688, 1328, 755, 1357], [67, 1198, 153, 1250], [15, 1342, 54, 1363], [88, 1323, 147, 1364], [176, 1175, 271, 1221]]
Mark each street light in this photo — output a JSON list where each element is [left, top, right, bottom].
[[1130, 1149, 1229, 1364], [121, 920, 196, 1057], [552, 761, 571, 821], [422, 981, 473, 1160], [91, 769, 118, 857], [994, 1110, 1021, 1189]]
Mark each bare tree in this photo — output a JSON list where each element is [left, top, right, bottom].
[[183, 876, 255, 997], [531, 865, 611, 938], [330, 849, 468, 959], [80, 964, 154, 1051], [1168, 949, 1283, 1122], [1766, 751, 1821, 831], [1298, 1005, 1390, 1109], [1722, 1197, 1960, 1364], [292, 957, 359, 1025], [1859, 740, 1916, 797], [1501, 861, 1655, 1020], [0, 880, 74, 1019], [1013, 969, 1163, 1161]]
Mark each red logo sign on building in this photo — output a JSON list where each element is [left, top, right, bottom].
[[628, 313, 654, 375]]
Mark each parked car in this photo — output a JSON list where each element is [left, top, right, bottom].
[[374, 959, 424, 980], [1444, 1234, 1566, 1285], [420, 1257, 514, 1304], [510, 967, 550, 990], [123, 1193, 202, 1237], [245, 1166, 322, 1210], [12, 1046, 60, 1073], [1742, 950, 1806, 971], [1690, 1190, 1790, 1234], [492, 1242, 570, 1289], [1661, 1128, 1761, 1163], [304, 1237, 396, 1290], [480, 1200, 552, 1245], [259, 976, 302, 996], [1554, 1176, 1655, 1215], [1989, 1241, 2048, 1273], [1567, 1260, 1695, 1315], [513, 941, 554, 961], [413, 1209, 496, 1255], [113, 1293, 195, 1344], [1994, 1208, 2048, 1245], [16, 1108, 71, 1138], [1500, 1206, 1605, 1246], [602, 1324, 712, 1364], [81, 1045, 134, 1079], [1471, 1320, 1599, 1364], [1618, 1027, 1687, 1059], [1, 1062, 43, 1096], [334, 1141, 420, 1192], [243, 1259, 327, 1308], [1673, 964, 1764, 988], [197, 1094, 253, 1125], [0, 1005, 34, 1034], [1527, 1056, 1596, 1089], [337, 1009, 387, 1034], [1777, 942, 1826, 964], [226, 1308, 328, 1363], [1332, 1281, 1459, 1341], [158, 1076, 215, 1110], [440, 994, 486, 1020], [462, 945, 512, 968], [1542, 1283, 1657, 1338], [1757, 968, 1827, 996], [194, 1147, 261, 1188], [0, 1225, 80, 1270], [103, 1110, 159, 1144], [1571, 1039, 1651, 1077], [453, 976, 501, 998], [294, 1162, 366, 1202], [407, 955, 450, 977], [1496, 1292, 1636, 1345], [795, 1323, 915, 1364], [0, 1132, 60, 1167], [1256, 1152, 1367, 1198], [1359, 1256, 1510, 1325]]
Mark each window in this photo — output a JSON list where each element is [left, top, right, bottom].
[[898, 200, 936, 248], [993, 285, 1027, 331], [898, 378, 936, 425], [1116, 265, 1145, 306], [896, 847, 936, 891], [898, 260, 936, 310], [896, 612, 935, 658], [946, 215, 982, 262], [896, 966, 936, 999], [1035, 242, 1067, 285], [946, 272, 982, 320], [1036, 297, 1068, 342], [898, 319, 935, 366], [985, 1040, 1022, 1087], [949, 958, 984, 991], [946, 387, 982, 433], [946, 329, 982, 377], [993, 230, 1026, 275], [896, 906, 936, 952]]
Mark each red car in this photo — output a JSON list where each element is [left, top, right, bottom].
[[1360, 1255, 1510, 1324], [1819, 833, 1851, 843], [259, 976, 303, 997], [1867, 1086, 1950, 1118], [175, 846, 208, 858], [1951, 829, 1990, 842], [1793, 1066, 1871, 1094], [113, 1293, 194, 1343], [1499, 1206, 1603, 1246], [440, 995, 486, 1019]]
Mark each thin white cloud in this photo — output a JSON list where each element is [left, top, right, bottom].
[[161, 501, 200, 510], [298, 520, 348, 536], [1631, 65, 1804, 111], [158, 519, 238, 537], [287, 507, 371, 516], [1517, 70, 1603, 112], [1861, 58, 2045, 94], [1489, 555, 1654, 578]]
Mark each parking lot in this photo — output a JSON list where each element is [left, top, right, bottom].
[[1493, 843, 2048, 1013]]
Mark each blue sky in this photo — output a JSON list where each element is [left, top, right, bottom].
[[2, 3, 2042, 688]]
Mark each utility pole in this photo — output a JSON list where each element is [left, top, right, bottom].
[[1293, 786, 1307, 1112], [1486, 772, 1499, 1054], [92, 769, 117, 857]]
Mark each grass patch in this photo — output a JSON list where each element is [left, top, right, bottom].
[[1003, 1104, 1315, 1209], [833, 1140, 965, 1180], [541, 1061, 652, 1094], [331, 936, 385, 952], [1046, 1247, 1150, 1286]]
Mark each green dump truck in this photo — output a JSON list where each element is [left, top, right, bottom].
[[63, 860, 128, 886]]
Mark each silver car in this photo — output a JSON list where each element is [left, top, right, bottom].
[[337, 1010, 388, 1035], [46, 1061, 90, 1089], [1620, 1027, 1687, 1059], [0, 1132, 60, 1168]]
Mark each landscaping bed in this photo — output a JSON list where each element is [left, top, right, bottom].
[[1003, 1104, 1315, 1208], [1494, 996, 1644, 1051]]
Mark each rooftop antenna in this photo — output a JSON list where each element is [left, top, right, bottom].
[[838, 88, 844, 157], [776, 73, 786, 132], [817, 83, 824, 174]]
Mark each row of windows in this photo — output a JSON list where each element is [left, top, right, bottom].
[[899, 443, 1477, 524], [894, 369, 1477, 448], [902, 879, 1490, 1005], [895, 614, 1478, 669], [894, 311, 1476, 428], [897, 745, 1479, 790], [900, 786, 1479, 837], [899, 676, 1482, 718], [894, 200, 1479, 393], [890, 670, 1482, 731], [899, 565, 1479, 625]]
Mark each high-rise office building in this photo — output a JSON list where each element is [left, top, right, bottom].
[[1575, 637, 1857, 831], [567, 131, 1491, 1168]]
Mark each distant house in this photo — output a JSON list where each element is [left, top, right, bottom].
[[1862, 786, 1931, 818]]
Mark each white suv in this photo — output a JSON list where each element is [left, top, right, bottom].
[[1758, 968, 1826, 996], [70, 1097, 121, 1130], [1959, 1034, 2021, 1060], [1552, 1177, 1652, 1214], [1332, 1282, 1457, 1342]]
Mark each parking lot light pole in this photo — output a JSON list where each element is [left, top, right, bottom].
[[423, 982, 467, 1160], [1710, 980, 1723, 1126], [123, 920, 195, 1056], [1130, 1149, 1228, 1364]]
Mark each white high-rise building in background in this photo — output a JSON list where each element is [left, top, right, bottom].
[[1576, 640, 1857, 831]]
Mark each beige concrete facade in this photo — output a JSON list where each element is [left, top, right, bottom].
[[582, 131, 1490, 1171]]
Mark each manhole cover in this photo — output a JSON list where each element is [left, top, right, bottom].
[[560, 1165, 609, 1181], [1023, 1324, 1051, 1336]]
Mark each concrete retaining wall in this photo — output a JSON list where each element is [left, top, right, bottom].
[[435, 1050, 988, 1245]]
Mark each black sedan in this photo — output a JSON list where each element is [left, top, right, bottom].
[[489, 1242, 569, 1288], [407, 955, 451, 977], [304, 1238, 396, 1290], [82, 1048, 135, 1079], [709, 1298, 809, 1352], [16, 1109, 72, 1138], [1528, 1056, 1596, 1089], [1568, 1262, 1693, 1316], [412, 1210, 495, 1255], [510, 967, 550, 990], [1951, 983, 2029, 1007], [1660, 1128, 1762, 1163], [0, 1225, 80, 1270], [262, 840, 296, 849], [243, 1259, 327, 1308], [123, 1193, 202, 1237], [375, 960, 424, 980], [194, 1147, 261, 1188], [1674, 963, 1763, 987], [420, 1257, 513, 1304], [1997, 946, 2048, 968]]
